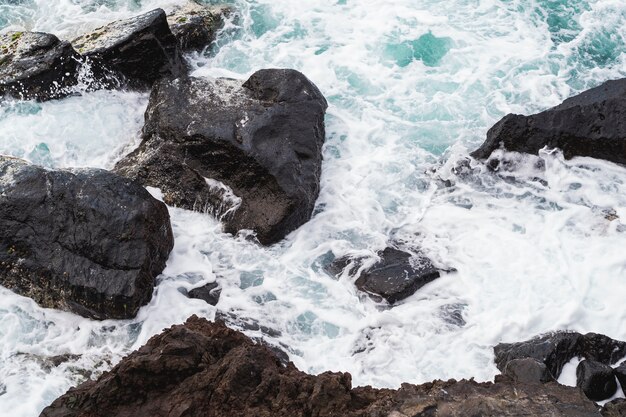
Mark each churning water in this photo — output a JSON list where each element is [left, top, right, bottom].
[[1, 0, 625, 415]]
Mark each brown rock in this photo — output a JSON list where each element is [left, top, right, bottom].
[[41, 316, 607, 417]]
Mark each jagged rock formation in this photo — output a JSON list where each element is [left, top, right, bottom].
[[41, 316, 612, 417]]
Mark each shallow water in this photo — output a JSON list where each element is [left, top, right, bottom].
[[0, 0, 625, 415]]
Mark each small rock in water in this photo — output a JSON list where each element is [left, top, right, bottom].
[[326, 247, 441, 305], [576, 360, 617, 402], [0, 31, 81, 101], [72, 8, 185, 89], [503, 358, 554, 384], [167, 1, 231, 52], [187, 282, 221, 306]]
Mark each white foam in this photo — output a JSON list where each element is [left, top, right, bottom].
[[0, 0, 626, 415]]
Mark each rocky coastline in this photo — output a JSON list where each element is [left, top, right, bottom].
[[1, 1, 626, 415]]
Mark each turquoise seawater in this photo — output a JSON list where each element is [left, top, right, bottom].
[[0, 1, 626, 416]]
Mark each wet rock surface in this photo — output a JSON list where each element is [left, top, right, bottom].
[[503, 357, 554, 384], [167, 1, 230, 52], [72, 8, 185, 89], [326, 247, 441, 304], [115, 69, 327, 245], [0, 156, 174, 319], [186, 282, 221, 306], [495, 331, 626, 382], [41, 316, 609, 417], [471, 78, 626, 165], [614, 362, 626, 394], [576, 360, 618, 402], [0, 31, 81, 101]]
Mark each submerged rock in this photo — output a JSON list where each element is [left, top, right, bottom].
[[471, 78, 626, 165], [41, 315, 608, 417], [115, 69, 328, 245], [72, 8, 185, 89], [167, 1, 231, 52], [0, 31, 81, 101], [495, 332, 626, 381], [576, 360, 617, 402], [0, 156, 173, 319], [326, 247, 441, 304]]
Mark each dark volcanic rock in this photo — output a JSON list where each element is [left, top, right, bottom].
[[495, 332, 626, 381], [0, 156, 173, 319], [167, 1, 230, 52], [326, 247, 441, 304], [471, 78, 626, 165], [115, 69, 328, 245], [494, 332, 583, 378], [503, 357, 554, 384], [603, 399, 626, 417], [187, 282, 221, 306], [581, 333, 626, 365], [613, 362, 626, 395], [72, 9, 185, 89], [0, 31, 81, 101], [576, 360, 617, 402], [41, 315, 606, 417]]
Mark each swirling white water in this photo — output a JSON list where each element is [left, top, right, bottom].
[[1, 0, 626, 415]]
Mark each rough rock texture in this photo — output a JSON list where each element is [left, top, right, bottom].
[[41, 316, 607, 417], [471, 78, 626, 165], [115, 69, 328, 245], [187, 282, 221, 306], [615, 362, 626, 394], [503, 357, 554, 384], [167, 1, 230, 52], [0, 156, 174, 319], [72, 9, 184, 89], [0, 31, 81, 101], [494, 332, 626, 380], [604, 399, 626, 417], [576, 360, 618, 402], [326, 247, 441, 304], [495, 332, 583, 378]]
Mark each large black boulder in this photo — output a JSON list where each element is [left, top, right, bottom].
[[0, 156, 174, 319], [72, 8, 185, 89], [576, 360, 617, 402], [325, 247, 441, 304], [0, 31, 81, 101], [115, 69, 328, 245], [471, 78, 626, 165]]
